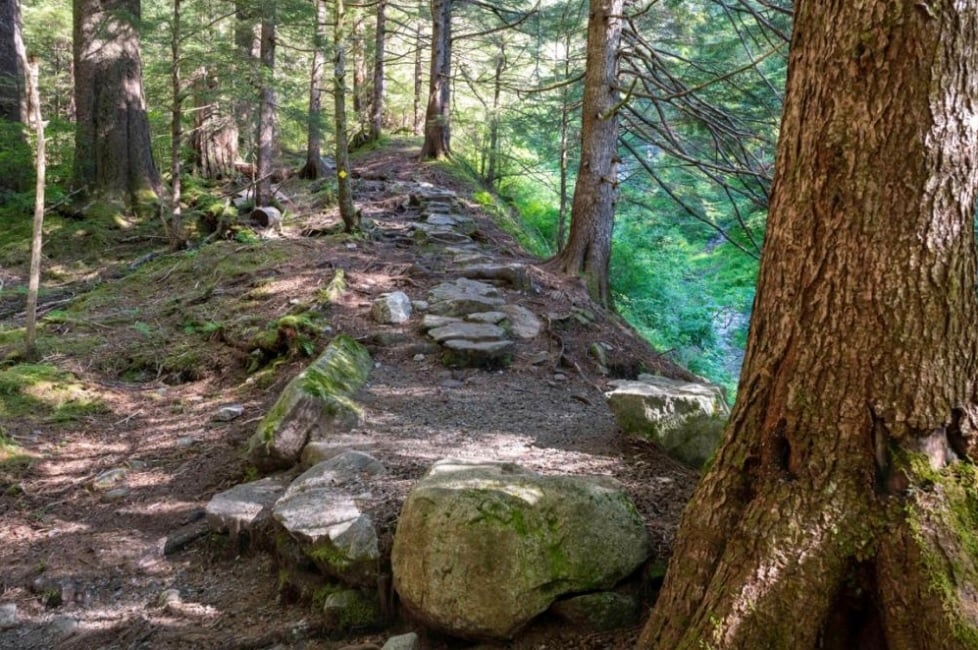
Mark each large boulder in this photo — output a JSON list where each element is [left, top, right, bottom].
[[391, 459, 651, 640], [247, 335, 372, 470], [606, 374, 730, 468]]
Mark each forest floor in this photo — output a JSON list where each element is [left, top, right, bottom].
[[0, 138, 699, 649]]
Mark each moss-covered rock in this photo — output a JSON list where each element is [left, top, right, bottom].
[[322, 589, 384, 631], [247, 335, 371, 470], [391, 459, 652, 640]]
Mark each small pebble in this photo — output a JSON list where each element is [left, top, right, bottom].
[[553, 373, 568, 382], [92, 468, 128, 490], [103, 487, 130, 502], [176, 437, 199, 448], [413, 354, 425, 361], [214, 404, 245, 422]]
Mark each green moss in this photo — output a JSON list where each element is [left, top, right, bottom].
[[307, 542, 353, 572], [0, 363, 109, 422]]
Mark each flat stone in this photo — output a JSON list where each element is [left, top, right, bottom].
[[206, 475, 290, 538], [428, 322, 507, 343], [425, 214, 459, 227], [465, 311, 507, 325], [441, 339, 514, 369], [420, 314, 462, 330], [382, 632, 421, 650], [459, 263, 531, 290]]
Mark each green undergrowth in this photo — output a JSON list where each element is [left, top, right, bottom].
[[0, 363, 108, 422]]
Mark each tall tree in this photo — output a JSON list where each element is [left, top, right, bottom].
[[255, 0, 276, 206], [0, 0, 29, 193], [547, 0, 621, 306], [190, 67, 239, 179], [419, 0, 451, 159], [334, 0, 358, 230], [639, 3, 978, 648], [369, 0, 386, 142], [72, 0, 160, 211], [300, 0, 329, 179]]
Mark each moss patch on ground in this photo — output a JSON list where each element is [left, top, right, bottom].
[[0, 363, 109, 422]]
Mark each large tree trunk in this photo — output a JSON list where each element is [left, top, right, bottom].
[[0, 0, 29, 193], [333, 0, 358, 231], [234, 0, 259, 162], [72, 0, 160, 211], [255, 4, 276, 207], [369, 0, 386, 143], [300, 0, 328, 180], [419, 0, 451, 159], [639, 4, 978, 649], [191, 68, 238, 179], [547, 0, 620, 307]]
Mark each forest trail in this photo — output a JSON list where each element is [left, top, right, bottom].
[[0, 139, 697, 649]]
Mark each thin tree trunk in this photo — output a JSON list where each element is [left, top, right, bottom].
[[334, 0, 358, 231], [369, 0, 386, 142], [24, 57, 44, 359], [255, 3, 276, 207], [352, 15, 366, 130], [548, 0, 621, 307], [235, 0, 259, 161], [168, 0, 183, 248], [300, 0, 328, 180], [419, 0, 451, 159], [640, 4, 978, 649], [485, 45, 504, 187], [413, 2, 424, 136], [72, 0, 160, 211], [556, 29, 573, 250]]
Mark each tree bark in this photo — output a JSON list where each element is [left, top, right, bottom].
[[72, 0, 161, 210], [300, 0, 328, 180], [334, 0, 358, 231], [548, 0, 620, 307], [190, 68, 238, 179], [255, 2, 276, 207], [0, 0, 29, 193], [412, 2, 424, 136], [419, 0, 451, 159], [369, 0, 386, 142], [235, 0, 259, 160], [168, 0, 183, 248], [485, 45, 504, 187], [639, 4, 978, 649], [24, 57, 43, 359]]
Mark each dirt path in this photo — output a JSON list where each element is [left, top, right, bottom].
[[0, 140, 696, 649]]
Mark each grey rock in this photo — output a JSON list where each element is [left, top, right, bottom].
[[247, 335, 371, 470], [466, 311, 507, 324], [205, 475, 290, 538], [48, 615, 78, 640], [441, 339, 514, 369], [300, 441, 345, 467], [215, 404, 245, 422], [371, 292, 413, 324], [299, 450, 386, 485], [550, 591, 641, 631], [273, 461, 381, 586], [501, 304, 542, 340], [382, 632, 421, 650], [606, 375, 730, 468], [428, 322, 507, 343], [103, 487, 130, 501], [412, 300, 430, 312], [420, 314, 462, 330], [459, 263, 531, 290], [425, 213, 459, 227], [392, 459, 651, 640], [0, 604, 16, 629]]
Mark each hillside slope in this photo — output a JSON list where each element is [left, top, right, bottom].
[[0, 139, 698, 649]]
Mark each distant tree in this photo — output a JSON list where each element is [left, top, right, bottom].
[[255, 0, 276, 206], [419, 0, 451, 158], [190, 68, 239, 179], [548, 0, 621, 307], [640, 3, 978, 648], [369, 0, 386, 142], [300, 0, 329, 179], [333, 0, 358, 230], [72, 0, 160, 211], [0, 0, 29, 193]]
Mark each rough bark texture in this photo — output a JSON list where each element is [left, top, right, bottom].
[[255, 5, 276, 207], [334, 0, 358, 231], [300, 0, 328, 180], [419, 0, 451, 159], [413, 4, 424, 136], [0, 0, 29, 193], [639, 3, 978, 649], [548, 0, 620, 307], [191, 68, 238, 179], [72, 0, 160, 209], [234, 0, 259, 159], [369, 0, 386, 142]]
